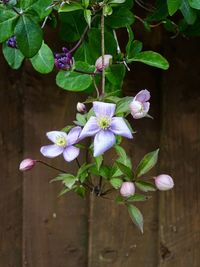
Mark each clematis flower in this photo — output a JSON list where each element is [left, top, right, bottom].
[[40, 127, 81, 162], [54, 47, 73, 70], [130, 89, 150, 119], [79, 101, 133, 157]]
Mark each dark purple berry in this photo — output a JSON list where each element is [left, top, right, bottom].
[[6, 36, 17, 49]]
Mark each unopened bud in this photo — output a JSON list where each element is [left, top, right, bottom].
[[130, 89, 150, 119], [120, 182, 135, 197], [19, 158, 36, 171], [95, 55, 112, 71], [77, 102, 86, 113], [154, 174, 174, 191]]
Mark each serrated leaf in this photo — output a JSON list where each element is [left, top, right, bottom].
[[128, 204, 144, 233], [14, 15, 43, 58], [135, 149, 159, 178], [2, 42, 24, 69], [110, 178, 123, 189], [30, 42, 54, 74], [135, 181, 156, 192], [56, 70, 92, 91], [128, 51, 169, 70], [52, 174, 77, 189]]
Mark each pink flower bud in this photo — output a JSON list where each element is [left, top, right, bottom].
[[154, 174, 174, 191], [19, 158, 36, 171], [95, 55, 112, 71], [77, 102, 86, 113], [130, 89, 150, 119], [120, 182, 135, 197]]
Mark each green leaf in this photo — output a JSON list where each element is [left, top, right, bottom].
[[14, 15, 43, 58], [59, 187, 72, 196], [128, 51, 169, 70], [110, 178, 123, 189], [59, 2, 84, 12], [128, 204, 144, 233], [20, 0, 38, 9], [135, 149, 159, 178], [127, 193, 149, 202], [75, 113, 87, 126], [52, 174, 77, 189], [30, 42, 54, 74], [167, 0, 181, 15], [94, 155, 103, 171], [0, 8, 17, 43], [188, 0, 200, 9], [116, 161, 134, 179], [74, 185, 86, 198], [82, 0, 89, 8], [109, 0, 126, 4], [126, 40, 143, 59], [2, 43, 24, 69], [31, 0, 53, 19], [115, 96, 133, 114], [180, 0, 197, 24], [84, 9, 91, 27], [135, 181, 156, 192], [77, 163, 94, 182], [115, 195, 125, 204], [105, 64, 126, 87], [56, 70, 92, 91], [105, 8, 135, 28]]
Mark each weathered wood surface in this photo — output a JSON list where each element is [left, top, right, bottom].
[[0, 35, 200, 267]]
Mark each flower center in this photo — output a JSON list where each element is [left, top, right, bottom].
[[55, 136, 67, 147], [97, 116, 111, 129]]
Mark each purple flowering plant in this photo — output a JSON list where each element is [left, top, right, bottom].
[[0, 0, 179, 232]]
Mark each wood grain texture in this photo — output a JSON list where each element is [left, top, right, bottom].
[[159, 38, 200, 267], [0, 54, 23, 266], [22, 62, 88, 267]]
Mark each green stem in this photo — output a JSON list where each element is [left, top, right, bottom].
[[101, 12, 105, 96]]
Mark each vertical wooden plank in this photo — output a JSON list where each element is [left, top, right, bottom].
[[159, 38, 200, 267], [0, 54, 23, 266], [22, 63, 88, 267], [88, 63, 161, 267]]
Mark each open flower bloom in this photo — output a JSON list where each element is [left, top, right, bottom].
[[79, 102, 133, 157], [40, 127, 81, 162], [130, 89, 150, 119]]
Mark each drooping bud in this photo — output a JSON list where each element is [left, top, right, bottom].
[[95, 54, 112, 71], [54, 47, 73, 70], [130, 89, 150, 119], [120, 182, 135, 197], [77, 102, 86, 113], [154, 174, 174, 191], [19, 158, 36, 171], [6, 36, 17, 48]]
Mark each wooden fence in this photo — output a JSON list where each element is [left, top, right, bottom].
[[0, 31, 200, 267]]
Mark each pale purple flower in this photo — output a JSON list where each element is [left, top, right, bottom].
[[154, 174, 174, 191], [95, 55, 112, 71], [79, 101, 133, 157], [120, 182, 135, 197], [19, 158, 36, 171], [130, 89, 150, 119], [40, 127, 81, 162], [77, 102, 86, 113]]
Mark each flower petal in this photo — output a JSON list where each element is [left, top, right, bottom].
[[134, 89, 150, 103], [67, 126, 82, 145], [143, 102, 150, 113], [63, 146, 80, 162], [93, 101, 116, 118], [93, 130, 116, 157], [40, 145, 64, 158], [46, 131, 67, 143], [79, 116, 99, 139], [110, 117, 133, 139]]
